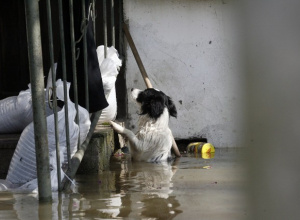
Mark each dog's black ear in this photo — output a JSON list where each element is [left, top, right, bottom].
[[140, 96, 165, 120], [149, 97, 165, 119], [166, 96, 177, 118]]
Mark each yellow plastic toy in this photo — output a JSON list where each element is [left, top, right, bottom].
[[186, 142, 215, 159], [201, 143, 215, 154], [186, 142, 205, 153]]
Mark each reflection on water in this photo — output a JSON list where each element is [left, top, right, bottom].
[[0, 149, 246, 219], [0, 156, 182, 220], [74, 157, 182, 219]]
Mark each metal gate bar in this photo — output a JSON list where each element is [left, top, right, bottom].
[[22, 0, 124, 194], [92, 0, 96, 42], [46, 0, 62, 191], [81, 0, 89, 112], [118, 0, 123, 56], [24, 0, 52, 201], [68, 0, 80, 129], [111, 0, 115, 47], [62, 0, 111, 190], [103, 0, 108, 58], [58, 0, 72, 169]]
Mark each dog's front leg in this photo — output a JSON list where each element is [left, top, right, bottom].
[[109, 121, 139, 148], [109, 121, 126, 134]]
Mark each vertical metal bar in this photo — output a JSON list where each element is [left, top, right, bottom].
[[24, 0, 52, 201], [58, 194, 63, 220], [118, 0, 123, 56], [46, 0, 62, 191], [103, 0, 107, 58], [58, 0, 72, 169], [68, 0, 80, 126], [92, 0, 96, 42], [82, 0, 89, 112], [111, 0, 115, 47]]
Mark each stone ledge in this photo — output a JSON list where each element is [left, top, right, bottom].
[[77, 125, 115, 174], [0, 124, 115, 178]]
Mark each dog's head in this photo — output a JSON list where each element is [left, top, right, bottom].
[[131, 88, 177, 120]]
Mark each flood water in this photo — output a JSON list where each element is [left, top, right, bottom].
[[0, 149, 248, 220]]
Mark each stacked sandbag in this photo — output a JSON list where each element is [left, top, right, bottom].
[[96, 46, 122, 123], [3, 80, 91, 191], [0, 66, 57, 134], [0, 87, 33, 133]]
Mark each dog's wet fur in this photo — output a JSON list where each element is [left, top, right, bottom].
[[110, 88, 177, 162]]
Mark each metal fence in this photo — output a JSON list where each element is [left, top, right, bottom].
[[24, 0, 123, 201]]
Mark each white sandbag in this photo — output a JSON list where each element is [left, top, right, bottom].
[[98, 85, 117, 124], [97, 45, 122, 70], [46, 80, 90, 161], [0, 65, 58, 134], [4, 79, 91, 191], [16, 149, 65, 192], [96, 45, 122, 123], [98, 59, 118, 123], [0, 87, 33, 133], [78, 104, 91, 148], [97, 46, 121, 95], [100, 58, 119, 94]]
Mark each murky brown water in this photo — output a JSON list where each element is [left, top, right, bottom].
[[0, 149, 248, 220]]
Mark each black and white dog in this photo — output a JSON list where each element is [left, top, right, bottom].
[[110, 88, 177, 162]]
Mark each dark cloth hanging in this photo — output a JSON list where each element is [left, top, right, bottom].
[[56, 0, 108, 113]]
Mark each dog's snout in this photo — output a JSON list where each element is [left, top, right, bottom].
[[131, 88, 142, 101]]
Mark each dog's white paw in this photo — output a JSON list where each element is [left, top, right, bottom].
[[109, 121, 125, 134]]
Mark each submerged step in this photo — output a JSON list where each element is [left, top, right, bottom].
[[0, 125, 115, 179]]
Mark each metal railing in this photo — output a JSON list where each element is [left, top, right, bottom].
[[24, 0, 52, 202], [24, 0, 123, 201]]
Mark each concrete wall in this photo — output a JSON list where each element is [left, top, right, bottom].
[[123, 0, 244, 147]]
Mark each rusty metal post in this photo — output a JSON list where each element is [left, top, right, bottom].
[[24, 0, 52, 201]]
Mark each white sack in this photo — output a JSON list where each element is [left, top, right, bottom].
[[97, 45, 122, 70], [4, 79, 91, 191], [0, 65, 58, 134], [96, 46, 122, 123], [0, 87, 33, 133], [98, 85, 117, 124]]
